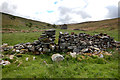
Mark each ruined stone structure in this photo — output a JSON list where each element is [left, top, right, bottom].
[[58, 32, 117, 53], [1, 29, 120, 55]]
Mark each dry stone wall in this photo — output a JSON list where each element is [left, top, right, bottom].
[[1, 29, 120, 55], [58, 32, 117, 53]]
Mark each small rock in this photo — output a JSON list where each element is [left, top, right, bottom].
[[81, 48, 91, 53], [50, 45, 55, 51], [2, 43, 8, 47], [26, 57, 29, 61], [16, 50, 20, 53], [8, 46, 14, 49], [0, 60, 4, 65], [43, 60, 48, 65], [73, 48, 79, 53], [99, 54, 104, 58], [33, 57, 36, 60], [0, 60, 11, 66], [12, 49, 16, 52], [9, 55, 14, 59], [51, 53, 64, 62], [70, 52, 76, 58]]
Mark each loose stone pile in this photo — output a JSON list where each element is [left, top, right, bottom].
[[13, 29, 56, 54], [0, 29, 120, 55]]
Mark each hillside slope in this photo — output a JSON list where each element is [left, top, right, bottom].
[[67, 18, 118, 31], [0, 12, 119, 33], [0, 12, 52, 29]]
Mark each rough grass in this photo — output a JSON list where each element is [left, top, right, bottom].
[[2, 49, 119, 78], [2, 28, 119, 79]]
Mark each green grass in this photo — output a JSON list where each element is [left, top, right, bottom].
[[2, 50, 119, 78], [2, 49, 119, 78], [2, 29, 119, 78], [2, 31, 43, 45]]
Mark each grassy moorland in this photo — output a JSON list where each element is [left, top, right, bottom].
[[1, 14, 119, 78], [2, 28, 119, 79]]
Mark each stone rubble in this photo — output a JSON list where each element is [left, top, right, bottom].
[[0, 29, 120, 62], [12, 29, 56, 55]]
